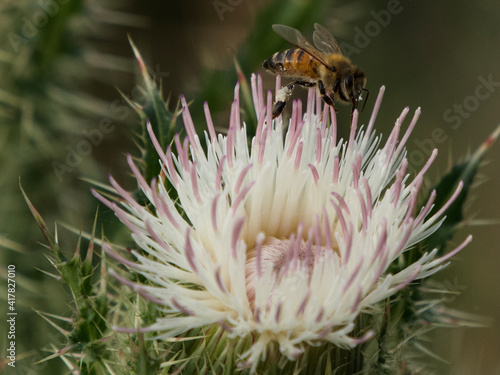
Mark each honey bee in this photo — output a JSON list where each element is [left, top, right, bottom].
[[263, 23, 368, 118]]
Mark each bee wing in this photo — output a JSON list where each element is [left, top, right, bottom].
[[313, 23, 343, 55], [272, 24, 333, 69]]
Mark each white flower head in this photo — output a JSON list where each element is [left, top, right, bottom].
[[94, 74, 470, 371]]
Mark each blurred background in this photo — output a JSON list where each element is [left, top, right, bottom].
[[0, 0, 499, 373]]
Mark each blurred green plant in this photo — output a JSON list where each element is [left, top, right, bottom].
[[0, 0, 144, 372]]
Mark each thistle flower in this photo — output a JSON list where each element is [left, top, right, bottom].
[[93, 74, 471, 372]]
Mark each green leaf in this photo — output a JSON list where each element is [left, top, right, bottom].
[[20, 179, 62, 258], [423, 124, 500, 253], [129, 38, 179, 185], [33, 0, 84, 76]]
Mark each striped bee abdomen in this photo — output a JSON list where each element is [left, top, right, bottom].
[[263, 49, 319, 78]]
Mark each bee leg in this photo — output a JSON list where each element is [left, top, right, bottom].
[[273, 81, 316, 118], [273, 83, 293, 118], [318, 80, 336, 112], [293, 81, 316, 88], [272, 100, 287, 118]]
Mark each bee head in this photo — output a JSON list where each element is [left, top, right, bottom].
[[343, 70, 367, 111]]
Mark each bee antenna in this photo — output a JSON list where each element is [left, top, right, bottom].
[[361, 88, 370, 112]]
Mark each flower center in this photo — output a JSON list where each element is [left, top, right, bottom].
[[245, 236, 339, 309]]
